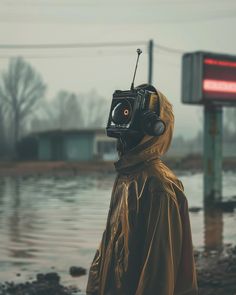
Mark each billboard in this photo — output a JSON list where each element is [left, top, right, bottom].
[[182, 51, 236, 105]]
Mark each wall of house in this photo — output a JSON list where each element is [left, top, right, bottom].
[[38, 137, 52, 160], [64, 133, 94, 161], [94, 133, 117, 160]]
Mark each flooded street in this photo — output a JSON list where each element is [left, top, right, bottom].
[[0, 171, 235, 292]]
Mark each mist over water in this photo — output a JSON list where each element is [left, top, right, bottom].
[[0, 171, 235, 291]]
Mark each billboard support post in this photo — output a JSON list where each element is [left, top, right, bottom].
[[203, 105, 223, 204]]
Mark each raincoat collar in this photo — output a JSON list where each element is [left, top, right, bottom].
[[114, 137, 160, 173]]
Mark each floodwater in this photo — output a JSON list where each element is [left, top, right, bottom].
[[0, 171, 235, 292]]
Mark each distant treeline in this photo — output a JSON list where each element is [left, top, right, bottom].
[[168, 126, 236, 158]]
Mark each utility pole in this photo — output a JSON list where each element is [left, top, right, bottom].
[[148, 39, 153, 84]]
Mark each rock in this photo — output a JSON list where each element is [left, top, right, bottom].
[[36, 273, 44, 282], [189, 207, 202, 213], [215, 201, 236, 212], [69, 266, 86, 277], [44, 272, 60, 284]]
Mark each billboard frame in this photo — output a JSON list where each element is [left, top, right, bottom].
[[182, 51, 236, 106]]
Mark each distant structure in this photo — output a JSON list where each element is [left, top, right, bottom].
[[18, 129, 117, 161]]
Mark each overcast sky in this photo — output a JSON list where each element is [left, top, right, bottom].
[[0, 0, 236, 138]]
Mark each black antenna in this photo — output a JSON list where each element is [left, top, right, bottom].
[[131, 48, 142, 90]]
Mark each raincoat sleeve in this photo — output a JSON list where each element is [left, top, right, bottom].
[[86, 177, 119, 295], [134, 180, 198, 295], [86, 216, 110, 295], [86, 243, 101, 295]]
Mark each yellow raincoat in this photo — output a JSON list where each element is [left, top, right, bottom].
[[86, 91, 198, 295]]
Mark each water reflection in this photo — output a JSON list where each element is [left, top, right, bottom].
[[0, 178, 6, 214], [204, 207, 223, 251], [8, 178, 38, 261], [9, 178, 21, 244]]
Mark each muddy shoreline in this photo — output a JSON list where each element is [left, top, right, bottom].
[[0, 161, 115, 177], [0, 156, 235, 177], [0, 245, 236, 295]]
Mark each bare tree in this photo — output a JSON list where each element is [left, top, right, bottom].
[[0, 103, 6, 155], [30, 89, 108, 132], [30, 90, 83, 132], [53, 90, 83, 129], [0, 57, 46, 152], [77, 89, 108, 128]]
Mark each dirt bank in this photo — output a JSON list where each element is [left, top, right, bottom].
[[0, 161, 115, 177], [0, 156, 235, 177]]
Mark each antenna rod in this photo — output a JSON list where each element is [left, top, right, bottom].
[[131, 48, 142, 90]]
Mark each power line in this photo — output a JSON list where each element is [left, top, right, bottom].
[[154, 44, 184, 55], [3, 0, 236, 5], [0, 40, 184, 56], [0, 41, 146, 50], [0, 51, 140, 59], [0, 40, 187, 62]]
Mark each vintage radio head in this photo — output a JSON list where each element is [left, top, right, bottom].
[[106, 49, 165, 138]]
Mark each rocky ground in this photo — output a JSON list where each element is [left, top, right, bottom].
[[0, 246, 236, 295], [196, 244, 236, 295], [0, 267, 86, 295]]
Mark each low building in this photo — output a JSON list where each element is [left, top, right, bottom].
[[19, 129, 117, 161]]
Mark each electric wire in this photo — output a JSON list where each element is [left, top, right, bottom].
[[0, 41, 146, 50], [155, 44, 185, 55], [0, 51, 145, 59], [0, 41, 183, 60]]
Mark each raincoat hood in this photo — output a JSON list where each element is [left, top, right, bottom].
[[115, 90, 174, 173]]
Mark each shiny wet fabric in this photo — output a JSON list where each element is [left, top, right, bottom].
[[86, 91, 198, 295]]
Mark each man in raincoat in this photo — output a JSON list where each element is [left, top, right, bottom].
[[86, 85, 198, 295]]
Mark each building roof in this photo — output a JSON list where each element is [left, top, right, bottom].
[[33, 128, 106, 137]]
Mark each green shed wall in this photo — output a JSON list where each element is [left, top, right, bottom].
[[65, 134, 94, 161], [38, 137, 51, 160]]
